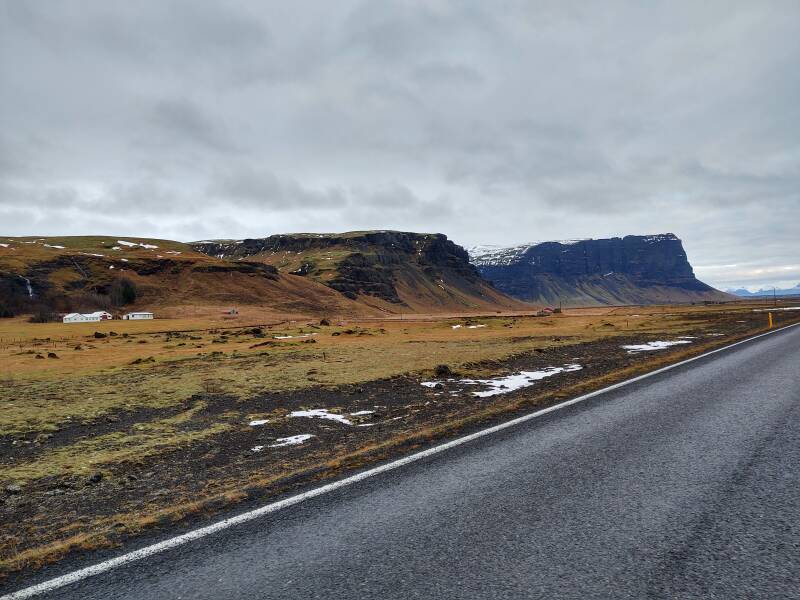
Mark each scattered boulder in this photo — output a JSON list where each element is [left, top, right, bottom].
[[434, 364, 453, 378], [93, 331, 107, 339], [35, 354, 44, 359], [319, 318, 331, 326], [87, 472, 103, 484], [5, 484, 21, 495], [47, 352, 59, 359]]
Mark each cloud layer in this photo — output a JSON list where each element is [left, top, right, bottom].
[[1, 1, 798, 290]]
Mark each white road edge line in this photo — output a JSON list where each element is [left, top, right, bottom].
[[4, 321, 800, 599]]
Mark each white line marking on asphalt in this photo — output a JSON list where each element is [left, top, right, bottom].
[[4, 321, 799, 599]]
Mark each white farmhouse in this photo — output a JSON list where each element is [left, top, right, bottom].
[[123, 312, 154, 320], [62, 311, 113, 323]]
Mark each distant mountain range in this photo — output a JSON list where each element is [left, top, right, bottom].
[[0, 230, 738, 316], [468, 234, 733, 306], [726, 284, 800, 297]]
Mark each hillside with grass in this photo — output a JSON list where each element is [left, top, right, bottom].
[[191, 231, 530, 313], [0, 236, 366, 319]]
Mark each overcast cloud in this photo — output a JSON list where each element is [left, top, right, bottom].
[[1, 0, 798, 290]]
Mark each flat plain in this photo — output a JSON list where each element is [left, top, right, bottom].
[[1, 300, 797, 580]]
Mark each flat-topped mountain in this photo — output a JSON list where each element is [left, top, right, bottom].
[[192, 231, 528, 312], [469, 234, 732, 306]]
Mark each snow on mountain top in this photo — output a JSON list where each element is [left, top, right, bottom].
[[467, 240, 589, 265], [468, 234, 679, 266]]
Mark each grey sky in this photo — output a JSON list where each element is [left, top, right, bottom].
[[1, 1, 798, 291]]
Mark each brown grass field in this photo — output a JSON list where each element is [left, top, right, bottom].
[[1, 299, 798, 579]]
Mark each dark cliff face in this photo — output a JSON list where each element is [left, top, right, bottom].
[[470, 234, 730, 306], [192, 231, 485, 305]]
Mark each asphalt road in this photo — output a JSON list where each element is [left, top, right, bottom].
[[8, 325, 800, 599]]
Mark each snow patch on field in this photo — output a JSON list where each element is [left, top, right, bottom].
[[350, 410, 374, 416], [422, 364, 583, 398], [289, 409, 352, 425], [622, 340, 692, 353], [0, 243, 9, 248], [249, 419, 269, 426], [753, 306, 800, 312], [270, 434, 315, 447], [43, 244, 65, 249], [274, 333, 317, 340]]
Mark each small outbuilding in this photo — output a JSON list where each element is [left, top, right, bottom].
[[63, 311, 113, 323], [123, 312, 154, 320]]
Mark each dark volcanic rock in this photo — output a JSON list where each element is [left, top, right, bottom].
[[192, 231, 485, 305], [469, 234, 731, 306]]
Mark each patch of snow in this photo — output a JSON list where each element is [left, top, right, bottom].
[[111, 246, 121, 250], [423, 364, 583, 398], [0, 243, 8, 248], [350, 410, 374, 416], [251, 445, 264, 452], [109, 265, 115, 270], [43, 244, 65, 249], [622, 340, 692, 353], [249, 419, 269, 426], [81, 253, 105, 257], [165, 251, 182, 255], [117, 240, 158, 249], [467, 324, 487, 329], [270, 434, 315, 447], [289, 409, 352, 425], [274, 333, 317, 340], [642, 234, 678, 244], [120, 258, 129, 262], [451, 325, 463, 329], [753, 306, 800, 312], [467, 239, 590, 266]]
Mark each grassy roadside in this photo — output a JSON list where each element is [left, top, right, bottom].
[[2, 307, 797, 581]]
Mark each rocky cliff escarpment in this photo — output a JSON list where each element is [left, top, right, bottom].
[[469, 234, 732, 306], [192, 231, 527, 312]]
